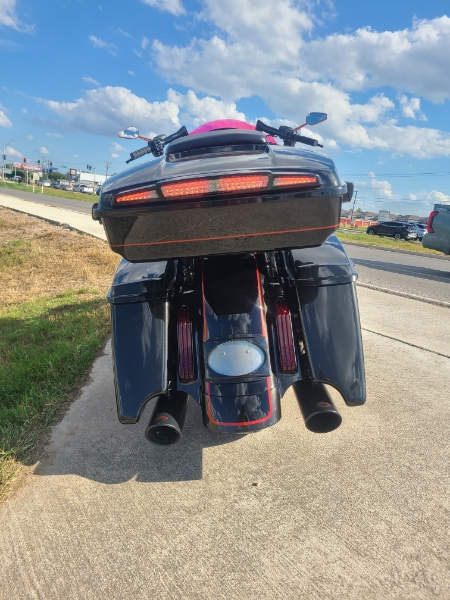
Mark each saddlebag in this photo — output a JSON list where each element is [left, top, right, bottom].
[[285, 236, 366, 405], [107, 259, 176, 423]]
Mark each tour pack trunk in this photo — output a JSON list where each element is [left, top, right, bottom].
[[93, 130, 348, 262]]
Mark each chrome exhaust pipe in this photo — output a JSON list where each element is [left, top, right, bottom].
[[293, 380, 342, 433], [145, 392, 189, 445]]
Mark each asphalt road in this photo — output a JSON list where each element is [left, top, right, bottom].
[[344, 244, 450, 304]]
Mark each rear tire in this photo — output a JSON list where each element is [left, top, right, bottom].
[[368, 229, 375, 235], [394, 233, 401, 240]]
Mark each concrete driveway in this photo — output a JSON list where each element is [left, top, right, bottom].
[[0, 192, 449, 599]]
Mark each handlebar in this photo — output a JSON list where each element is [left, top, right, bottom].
[[126, 126, 188, 164], [255, 120, 323, 148]]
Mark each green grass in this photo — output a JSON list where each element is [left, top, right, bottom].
[[0, 291, 110, 491], [0, 179, 97, 203], [336, 229, 443, 255], [0, 239, 33, 270]]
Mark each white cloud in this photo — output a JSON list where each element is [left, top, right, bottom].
[[0, 107, 12, 127], [89, 35, 118, 55], [167, 88, 245, 126], [151, 5, 450, 159], [111, 142, 126, 152], [83, 76, 100, 86], [37, 86, 250, 138], [0, 0, 34, 32], [37, 86, 181, 137], [25, 134, 33, 140], [46, 132, 63, 138], [5, 145, 21, 157], [133, 49, 143, 58], [141, 36, 149, 50], [399, 96, 426, 120], [74, 154, 78, 157], [141, 0, 186, 16], [39, 146, 49, 154], [128, 70, 135, 76], [111, 153, 120, 158], [409, 190, 450, 203], [356, 178, 394, 198], [22, 107, 27, 114]]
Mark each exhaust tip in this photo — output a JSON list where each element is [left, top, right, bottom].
[[305, 407, 342, 434], [145, 392, 189, 446], [145, 420, 182, 446], [293, 380, 342, 434]]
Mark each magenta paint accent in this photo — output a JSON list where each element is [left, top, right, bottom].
[[189, 119, 278, 144]]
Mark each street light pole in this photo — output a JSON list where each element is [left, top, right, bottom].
[[2, 139, 14, 180]]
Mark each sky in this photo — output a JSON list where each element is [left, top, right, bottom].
[[1, 0, 450, 217]]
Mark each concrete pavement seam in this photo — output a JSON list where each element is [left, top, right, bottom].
[[356, 282, 450, 309], [361, 328, 450, 360]]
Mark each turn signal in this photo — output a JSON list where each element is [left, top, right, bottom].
[[273, 175, 318, 187], [116, 189, 158, 203], [275, 299, 297, 374], [178, 308, 195, 383]]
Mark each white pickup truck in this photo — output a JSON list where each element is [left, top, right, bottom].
[[423, 204, 450, 255]]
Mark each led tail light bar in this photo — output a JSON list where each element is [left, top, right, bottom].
[[427, 210, 439, 233], [115, 189, 158, 203], [274, 299, 297, 374], [161, 174, 269, 199], [177, 307, 195, 383], [273, 175, 318, 187]]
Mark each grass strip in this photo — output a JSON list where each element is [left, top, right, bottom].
[[0, 292, 111, 498], [0, 179, 97, 202], [336, 230, 442, 255]]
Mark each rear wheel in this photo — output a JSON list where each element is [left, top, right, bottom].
[[394, 233, 401, 240], [368, 229, 375, 235]]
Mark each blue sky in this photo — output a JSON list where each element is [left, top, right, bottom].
[[1, 0, 449, 216]]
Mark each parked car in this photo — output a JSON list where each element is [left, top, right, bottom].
[[366, 221, 418, 240], [74, 184, 94, 194], [50, 182, 60, 188], [11, 175, 23, 182], [58, 183, 74, 191], [37, 180, 51, 187], [411, 223, 427, 241], [423, 205, 450, 255]]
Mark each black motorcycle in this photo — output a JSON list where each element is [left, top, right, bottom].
[[92, 113, 365, 445]]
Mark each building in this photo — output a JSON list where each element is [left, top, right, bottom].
[[68, 170, 108, 187]]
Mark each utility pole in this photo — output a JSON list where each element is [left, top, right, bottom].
[[349, 190, 358, 226], [104, 160, 112, 179]]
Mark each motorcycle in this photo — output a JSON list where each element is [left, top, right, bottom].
[[92, 113, 365, 445]]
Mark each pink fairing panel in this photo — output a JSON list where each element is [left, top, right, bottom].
[[190, 119, 278, 144]]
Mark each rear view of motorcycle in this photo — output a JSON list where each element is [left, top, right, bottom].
[[92, 113, 366, 445]]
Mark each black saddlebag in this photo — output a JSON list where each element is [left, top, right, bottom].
[[107, 259, 176, 423], [285, 236, 366, 405]]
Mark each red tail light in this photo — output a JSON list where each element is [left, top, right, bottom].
[[273, 175, 318, 188], [177, 308, 195, 382], [427, 211, 439, 233], [161, 174, 269, 199], [116, 189, 158, 203], [274, 299, 297, 374]]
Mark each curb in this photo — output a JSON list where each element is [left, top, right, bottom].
[[340, 238, 450, 261], [356, 282, 450, 309]]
